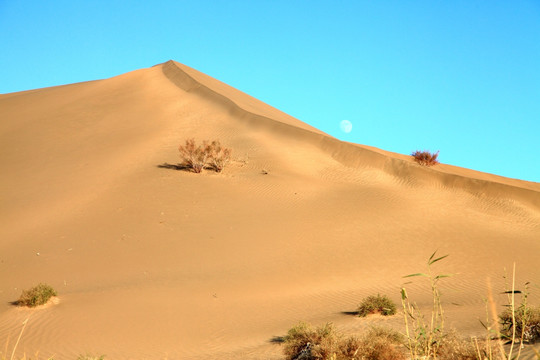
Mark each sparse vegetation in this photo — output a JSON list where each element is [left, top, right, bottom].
[[357, 327, 406, 360], [411, 150, 440, 166], [17, 283, 57, 307], [357, 294, 397, 317], [437, 329, 478, 360], [282, 322, 340, 360], [498, 275, 540, 346], [279, 255, 540, 360], [178, 138, 231, 173], [500, 304, 540, 344], [77, 355, 106, 360], [282, 322, 406, 360]]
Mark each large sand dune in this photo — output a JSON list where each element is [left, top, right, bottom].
[[1, 60, 539, 359]]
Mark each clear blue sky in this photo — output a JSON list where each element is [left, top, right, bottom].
[[1, 1, 539, 182]]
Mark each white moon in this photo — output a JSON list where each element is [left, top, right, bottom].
[[339, 120, 352, 133]]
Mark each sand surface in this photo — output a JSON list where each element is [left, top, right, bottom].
[[1, 60, 539, 359]]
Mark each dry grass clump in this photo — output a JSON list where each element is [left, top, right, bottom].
[[17, 284, 57, 307], [357, 294, 397, 317], [178, 139, 231, 173], [282, 323, 405, 360], [411, 150, 440, 166]]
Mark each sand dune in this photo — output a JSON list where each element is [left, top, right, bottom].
[[1, 60, 539, 359]]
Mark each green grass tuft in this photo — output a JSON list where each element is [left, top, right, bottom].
[[357, 294, 397, 317], [17, 284, 57, 307]]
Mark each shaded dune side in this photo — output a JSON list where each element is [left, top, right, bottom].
[[160, 60, 540, 210]]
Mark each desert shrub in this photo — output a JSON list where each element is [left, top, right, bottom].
[[178, 139, 231, 173], [206, 140, 231, 172], [77, 355, 106, 360], [282, 322, 340, 360], [411, 150, 440, 166], [437, 330, 478, 360], [282, 323, 406, 360], [336, 336, 362, 359], [500, 304, 540, 344], [357, 327, 406, 360], [357, 294, 397, 317], [17, 283, 57, 307]]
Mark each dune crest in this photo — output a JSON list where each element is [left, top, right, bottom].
[[159, 60, 540, 208]]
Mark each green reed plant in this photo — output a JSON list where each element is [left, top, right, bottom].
[[401, 251, 451, 359]]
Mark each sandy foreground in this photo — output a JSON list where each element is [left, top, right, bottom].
[[1, 60, 539, 359]]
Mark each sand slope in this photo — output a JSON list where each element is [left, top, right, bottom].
[[1, 60, 539, 359]]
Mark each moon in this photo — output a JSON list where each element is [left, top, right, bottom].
[[339, 120, 353, 134]]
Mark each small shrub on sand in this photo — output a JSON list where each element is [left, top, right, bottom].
[[282, 323, 405, 360], [206, 140, 232, 172], [357, 294, 397, 317], [178, 139, 231, 173], [358, 327, 406, 360], [500, 302, 540, 344], [437, 329, 478, 360], [17, 283, 57, 307], [282, 322, 340, 360], [77, 355, 106, 360], [411, 150, 440, 166]]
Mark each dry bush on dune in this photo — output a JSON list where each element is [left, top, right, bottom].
[[357, 327, 406, 360], [206, 140, 232, 172], [283, 322, 340, 360], [411, 150, 440, 166], [17, 283, 57, 307], [282, 322, 405, 360], [436, 329, 478, 360], [357, 294, 397, 317], [499, 286, 540, 344], [77, 355, 106, 360], [178, 139, 231, 173]]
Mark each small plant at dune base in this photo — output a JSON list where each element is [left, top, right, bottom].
[[498, 276, 540, 345], [411, 150, 440, 166], [500, 304, 540, 344], [282, 322, 405, 360], [282, 322, 340, 360], [77, 355, 106, 360], [17, 283, 57, 307], [178, 139, 231, 173], [436, 329, 478, 360], [357, 294, 397, 317], [358, 327, 406, 360]]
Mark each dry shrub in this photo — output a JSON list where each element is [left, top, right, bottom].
[[178, 139, 231, 173], [77, 355, 106, 360], [337, 336, 362, 359], [411, 150, 440, 166], [282, 322, 340, 360], [17, 283, 57, 307], [357, 294, 397, 317], [206, 140, 232, 172], [437, 330, 478, 360], [358, 327, 406, 360], [500, 304, 540, 344], [282, 323, 405, 360]]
